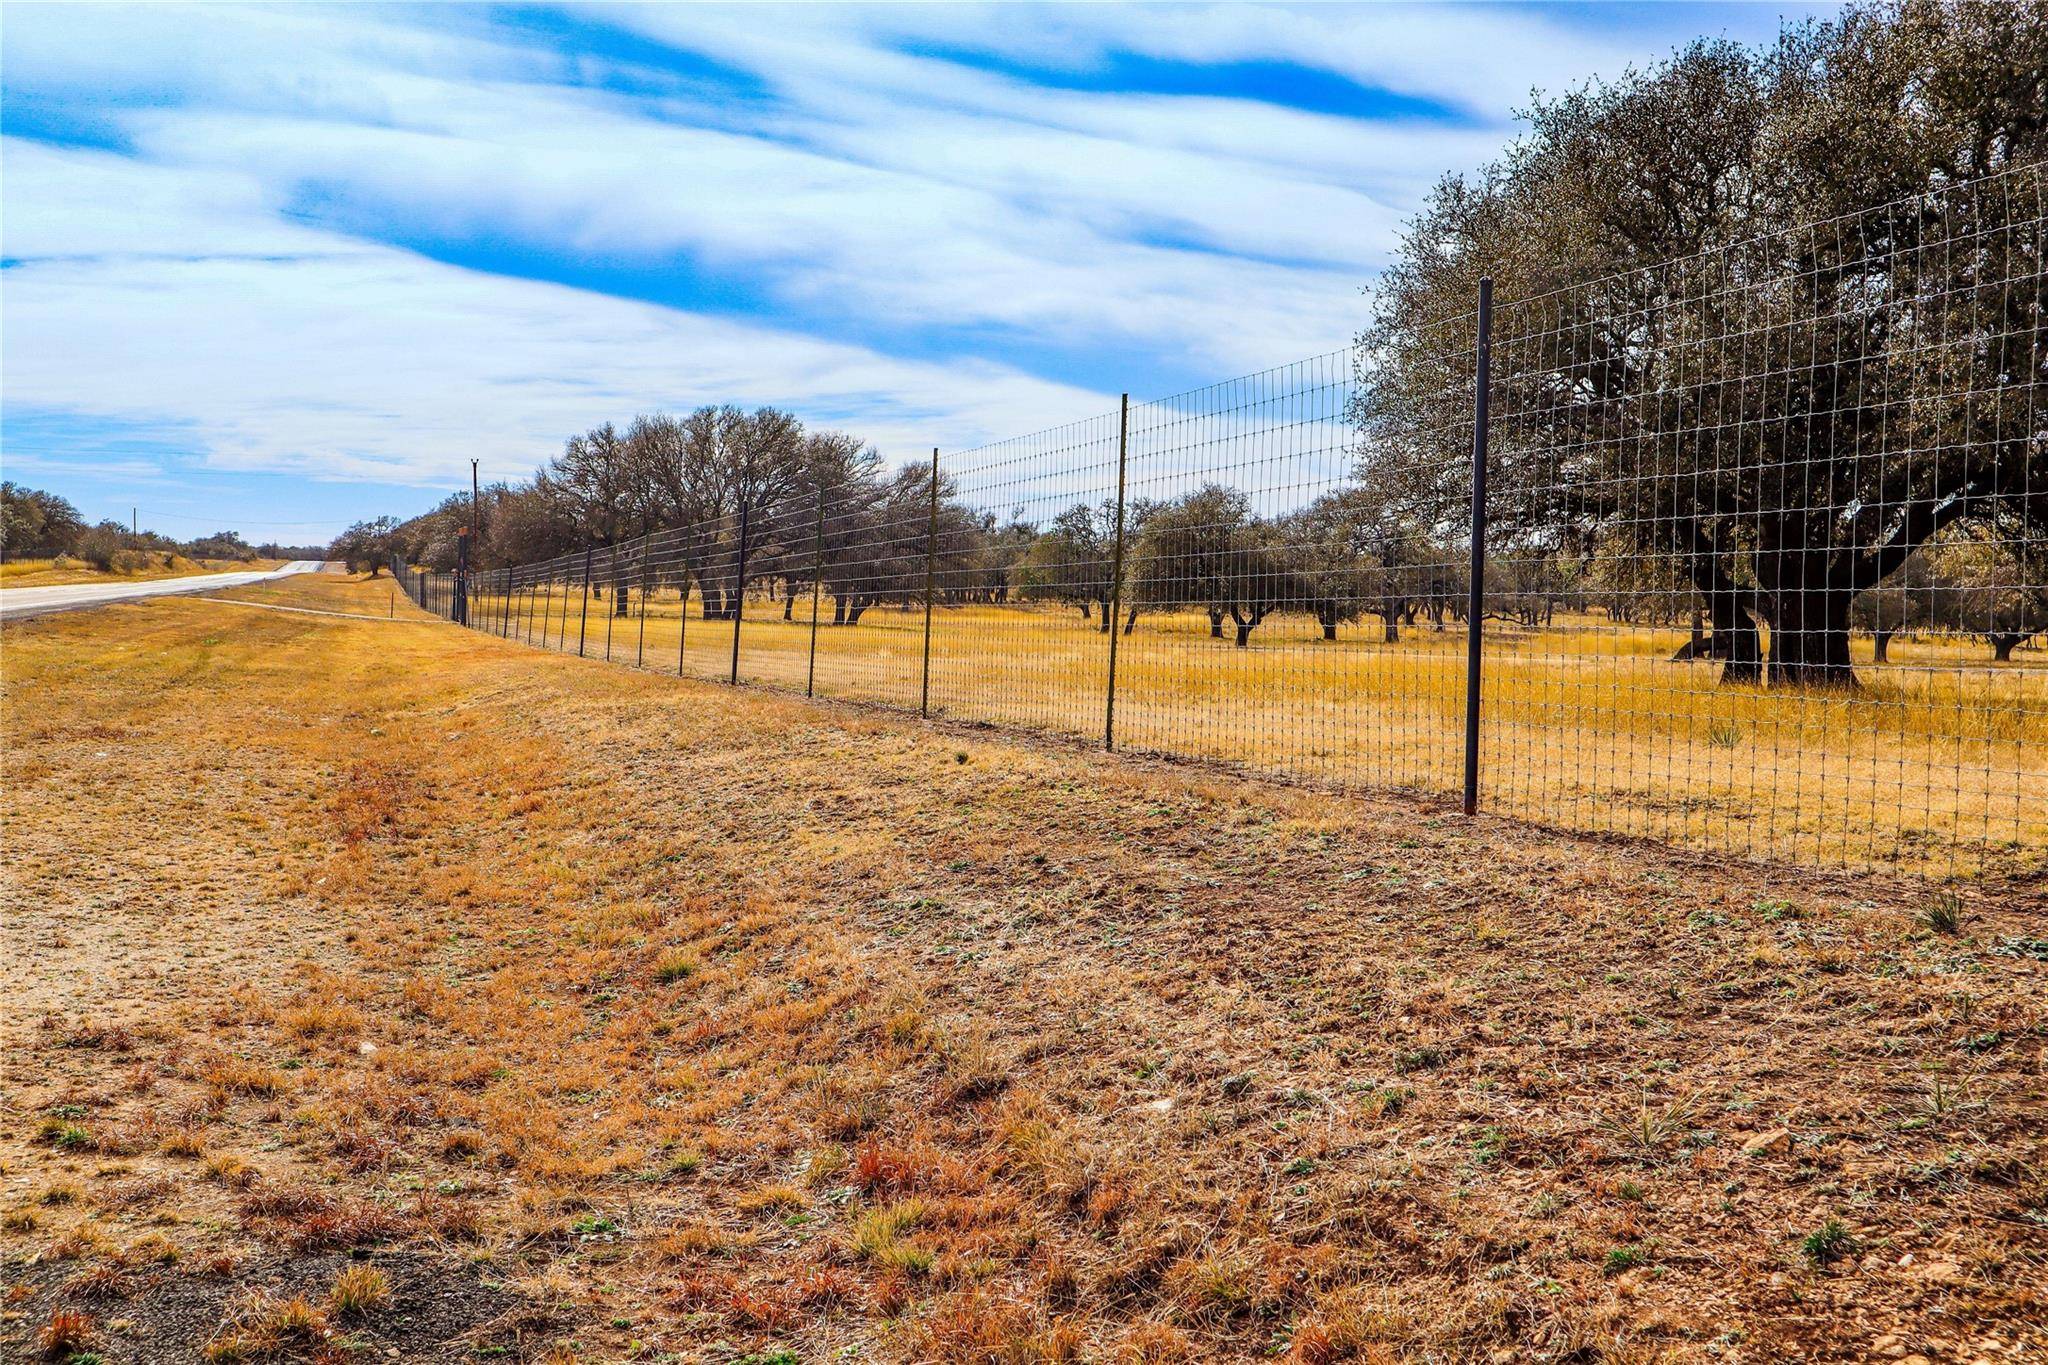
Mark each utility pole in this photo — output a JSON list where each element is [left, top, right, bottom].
[[132, 508, 137, 537]]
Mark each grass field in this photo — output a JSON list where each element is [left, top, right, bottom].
[[2, 572, 2042, 1362], [461, 583, 2046, 883], [0, 556, 284, 590], [208, 572, 412, 617]]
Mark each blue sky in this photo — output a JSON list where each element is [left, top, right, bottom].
[[1, 2, 1831, 543]]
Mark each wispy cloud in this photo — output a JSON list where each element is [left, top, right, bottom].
[[3, 139, 1115, 489], [0, 2, 1821, 529]]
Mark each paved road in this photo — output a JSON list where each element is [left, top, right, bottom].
[[0, 560, 331, 621]]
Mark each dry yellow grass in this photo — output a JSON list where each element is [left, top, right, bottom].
[[3, 575, 2043, 1361], [0, 555, 283, 589], [467, 585, 2046, 881], [206, 569, 416, 616]]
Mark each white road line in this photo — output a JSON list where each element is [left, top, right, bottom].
[[0, 560, 332, 621]]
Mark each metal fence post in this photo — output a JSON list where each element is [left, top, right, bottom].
[[679, 547, 691, 676], [636, 542, 651, 667], [1462, 276, 1493, 818], [455, 528, 469, 627], [1105, 394, 1130, 752], [578, 544, 594, 657], [603, 546, 617, 662], [807, 482, 826, 698], [543, 562, 556, 648], [920, 447, 938, 717], [729, 504, 748, 685]]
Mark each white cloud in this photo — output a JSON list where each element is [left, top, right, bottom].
[[0, 2, 1820, 499], [2, 140, 1115, 487], [609, 2, 1642, 120], [6, 2, 1499, 376]]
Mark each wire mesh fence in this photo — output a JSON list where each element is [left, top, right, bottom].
[[395, 162, 2045, 883]]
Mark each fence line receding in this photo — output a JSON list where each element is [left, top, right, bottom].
[[393, 163, 2046, 883]]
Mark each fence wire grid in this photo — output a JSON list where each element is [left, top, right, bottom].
[[395, 163, 2046, 884]]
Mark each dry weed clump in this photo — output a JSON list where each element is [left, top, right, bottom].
[[196, 1053, 289, 1099], [328, 1262, 392, 1315], [203, 1152, 259, 1187], [158, 1124, 207, 1157], [63, 1261, 135, 1301], [234, 1184, 405, 1254], [201, 1292, 331, 1362], [34, 1308, 97, 1358], [281, 1000, 365, 1040]]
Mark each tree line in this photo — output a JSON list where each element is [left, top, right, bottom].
[[1, 484, 321, 569], [334, 400, 2043, 665]]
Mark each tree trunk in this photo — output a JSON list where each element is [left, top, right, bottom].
[[1718, 618, 1763, 684], [1234, 623, 1252, 647], [1989, 632, 2027, 662], [615, 583, 629, 617], [1679, 527, 1763, 685], [1872, 629, 1893, 664], [846, 604, 867, 625], [1208, 607, 1224, 640], [1124, 605, 1139, 635], [1078, 600, 1091, 621], [1766, 585, 1859, 689], [832, 596, 847, 626]]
